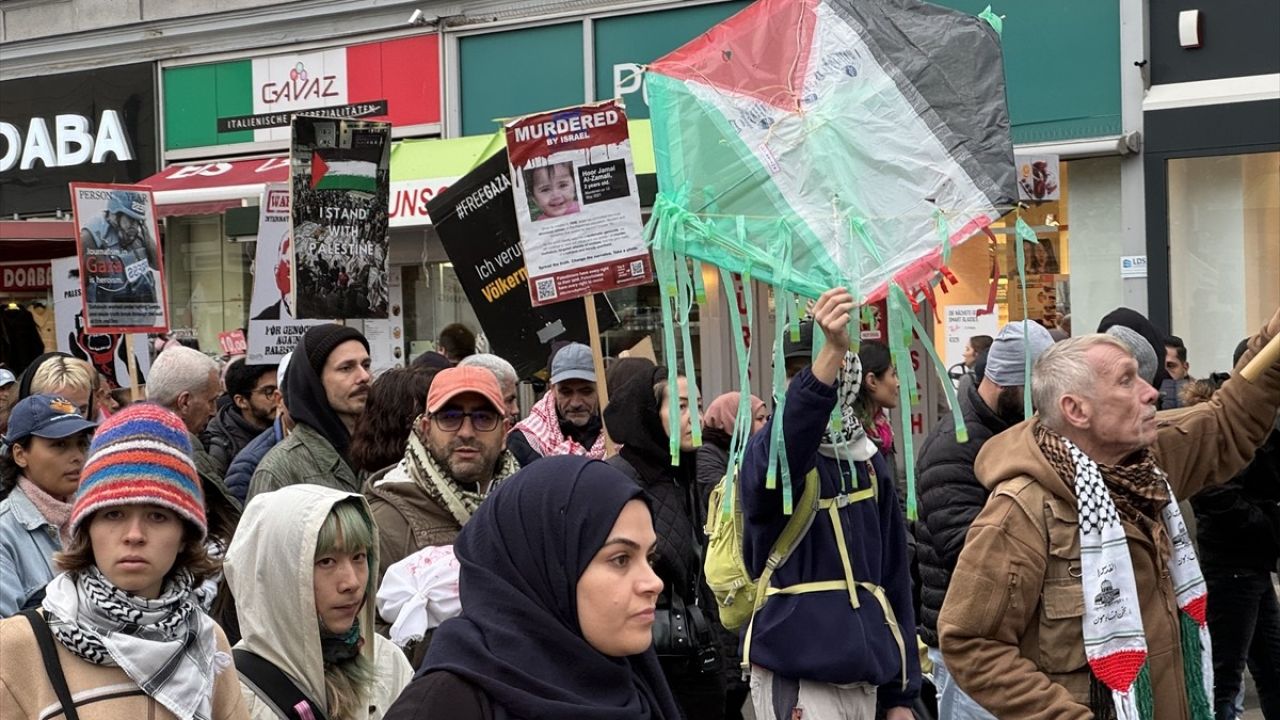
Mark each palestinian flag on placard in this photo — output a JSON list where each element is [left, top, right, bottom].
[[311, 150, 378, 192]]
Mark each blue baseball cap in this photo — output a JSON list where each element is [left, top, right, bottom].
[[2, 394, 98, 445], [0, 369, 15, 387]]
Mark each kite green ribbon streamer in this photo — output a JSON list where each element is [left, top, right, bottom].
[[718, 266, 755, 519], [652, 246, 683, 466], [1014, 213, 1036, 419], [691, 259, 708, 305], [979, 5, 1004, 36], [887, 285, 920, 520], [936, 209, 951, 265], [792, 295, 803, 342], [900, 296, 969, 446], [767, 290, 790, 512], [849, 216, 886, 269], [675, 254, 703, 449]]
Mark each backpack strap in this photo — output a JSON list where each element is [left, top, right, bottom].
[[740, 469, 821, 670], [21, 609, 80, 720], [233, 649, 329, 720]]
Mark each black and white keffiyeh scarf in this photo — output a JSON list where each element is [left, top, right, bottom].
[[405, 427, 517, 526], [42, 567, 227, 720], [818, 352, 876, 463]]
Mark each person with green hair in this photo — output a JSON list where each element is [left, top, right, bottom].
[[224, 485, 412, 719]]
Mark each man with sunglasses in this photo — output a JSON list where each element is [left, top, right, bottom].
[[202, 358, 279, 476], [366, 366, 518, 585]]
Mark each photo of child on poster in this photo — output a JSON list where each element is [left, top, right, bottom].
[[524, 162, 581, 221], [289, 116, 391, 319], [506, 99, 651, 307], [70, 184, 169, 333]]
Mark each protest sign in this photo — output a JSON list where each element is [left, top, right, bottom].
[[51, 256, 151, 389], [69, 183, 169, 333], [248, 183, 331, 363], [219, 330, 248, 356], [427, 149, 618, 380], [363, 265, 405, 374], [289, 115, 391, 319], [506, 100, 651, 307]]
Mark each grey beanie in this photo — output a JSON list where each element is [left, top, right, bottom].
[[984, 320, 1056, 387], [1105, 325, 1159, 384]]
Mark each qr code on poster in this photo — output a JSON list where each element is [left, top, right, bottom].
[[535, 277, 558, 301], [628, 260, 645, 276]]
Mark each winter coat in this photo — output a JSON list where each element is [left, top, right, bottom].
[[1191, 418, 1280, 572], [0, 612, 247, 720], [202, 404, 268, 478], [0, 483, 61, 617], [695, 429, 731, 532], [914, 380, 1012, 647], [740, 368, 920, 707], [225, 418, 285, 505], [938, 338, 1280, 720], [363, 461, 466, 586], [248, 422, 361, 501], [224, 485, 413, 720]]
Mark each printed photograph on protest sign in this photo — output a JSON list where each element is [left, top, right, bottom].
[[248, 183, 331, 362], [290, 115, 391, 319], [69, 183, 169, 333], [428, 149, 618, 380], [51, 256, 151, 389], [506, 99, 651, 307]]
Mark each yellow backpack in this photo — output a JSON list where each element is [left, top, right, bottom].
[[702, 467, 821, 631]]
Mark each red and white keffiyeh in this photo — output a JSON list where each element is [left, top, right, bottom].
[[510, 390, 606, 460]]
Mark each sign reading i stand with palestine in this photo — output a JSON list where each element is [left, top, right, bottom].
[[289, 115, 392, 320], [505, 99, 652, 307]]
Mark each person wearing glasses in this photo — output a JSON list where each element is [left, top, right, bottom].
[[365, 366, 517, 586], [201, 359, 279, 477]]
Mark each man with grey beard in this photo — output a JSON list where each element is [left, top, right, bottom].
[[914, 320, 1054, 719]]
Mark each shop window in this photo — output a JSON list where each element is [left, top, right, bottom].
[[163, 215, 253, 353], [1168, 151, 1280, 373], [401, 262, 481, 359]]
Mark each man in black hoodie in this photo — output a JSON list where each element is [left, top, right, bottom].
[[248, 324, 371, 501]]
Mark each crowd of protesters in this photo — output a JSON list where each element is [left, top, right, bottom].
[[0, 299, 1277, 720]]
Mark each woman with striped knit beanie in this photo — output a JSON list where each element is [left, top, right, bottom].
[[0, 403, 249, 720]]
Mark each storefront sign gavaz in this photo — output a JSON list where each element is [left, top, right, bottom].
[[0, 62, 156, 217]]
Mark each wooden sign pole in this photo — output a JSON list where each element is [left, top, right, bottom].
[[1241, 332, 1280, 382], [126, 334, 140, 403], [584, 293, 616, 456]]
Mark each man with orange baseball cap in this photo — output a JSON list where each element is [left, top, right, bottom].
[[364, 366, 518, 585]]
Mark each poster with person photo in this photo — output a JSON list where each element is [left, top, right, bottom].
[[248, 183, 332, 362], [50, 256, 151, 389], [506, 99, 652, 307], [289, 115, 391, 319], [69, 183, 169, 333]]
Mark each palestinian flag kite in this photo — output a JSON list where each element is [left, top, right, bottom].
[[311, 152, 378, 192], [642, 0, 1016, 517]]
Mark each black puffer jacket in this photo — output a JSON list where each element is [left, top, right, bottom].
[[1192, 418, 1280, 572], [201, 402, 267, 477], [914, 380, 1012, 647]]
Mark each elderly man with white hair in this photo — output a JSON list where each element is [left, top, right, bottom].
[[149, 344, 221, 438], [458, 353, 519, 427], [939, 309, 1280, 720]]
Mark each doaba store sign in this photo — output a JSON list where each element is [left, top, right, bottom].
[[0, 63, 157, 217], [163, 35, 441, 153]]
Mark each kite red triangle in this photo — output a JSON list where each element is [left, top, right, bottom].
[[310, 150, 329, 189], [649, 0, 818, 113]]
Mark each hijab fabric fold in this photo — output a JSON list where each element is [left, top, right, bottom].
[[421, 455, 681, 720]]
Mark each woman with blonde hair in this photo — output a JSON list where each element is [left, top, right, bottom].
[[225, 484, 412, 719], [20, 353, 96, 419], [0, 403, 248, 719]]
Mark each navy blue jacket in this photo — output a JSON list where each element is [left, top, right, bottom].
[[224, 417, 286, 504], [741, 368, 921, 706]]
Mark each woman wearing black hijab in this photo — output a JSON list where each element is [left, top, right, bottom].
[[384, 455, 681, 720], [603, 361, 725, 719]]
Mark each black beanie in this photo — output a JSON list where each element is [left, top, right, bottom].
[[303, 324, 369, 376]]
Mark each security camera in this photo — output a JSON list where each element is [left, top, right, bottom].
[[408, 9, 425, 25]]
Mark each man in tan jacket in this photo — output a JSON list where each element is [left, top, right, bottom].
[[939, 309, 1280, 720]]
